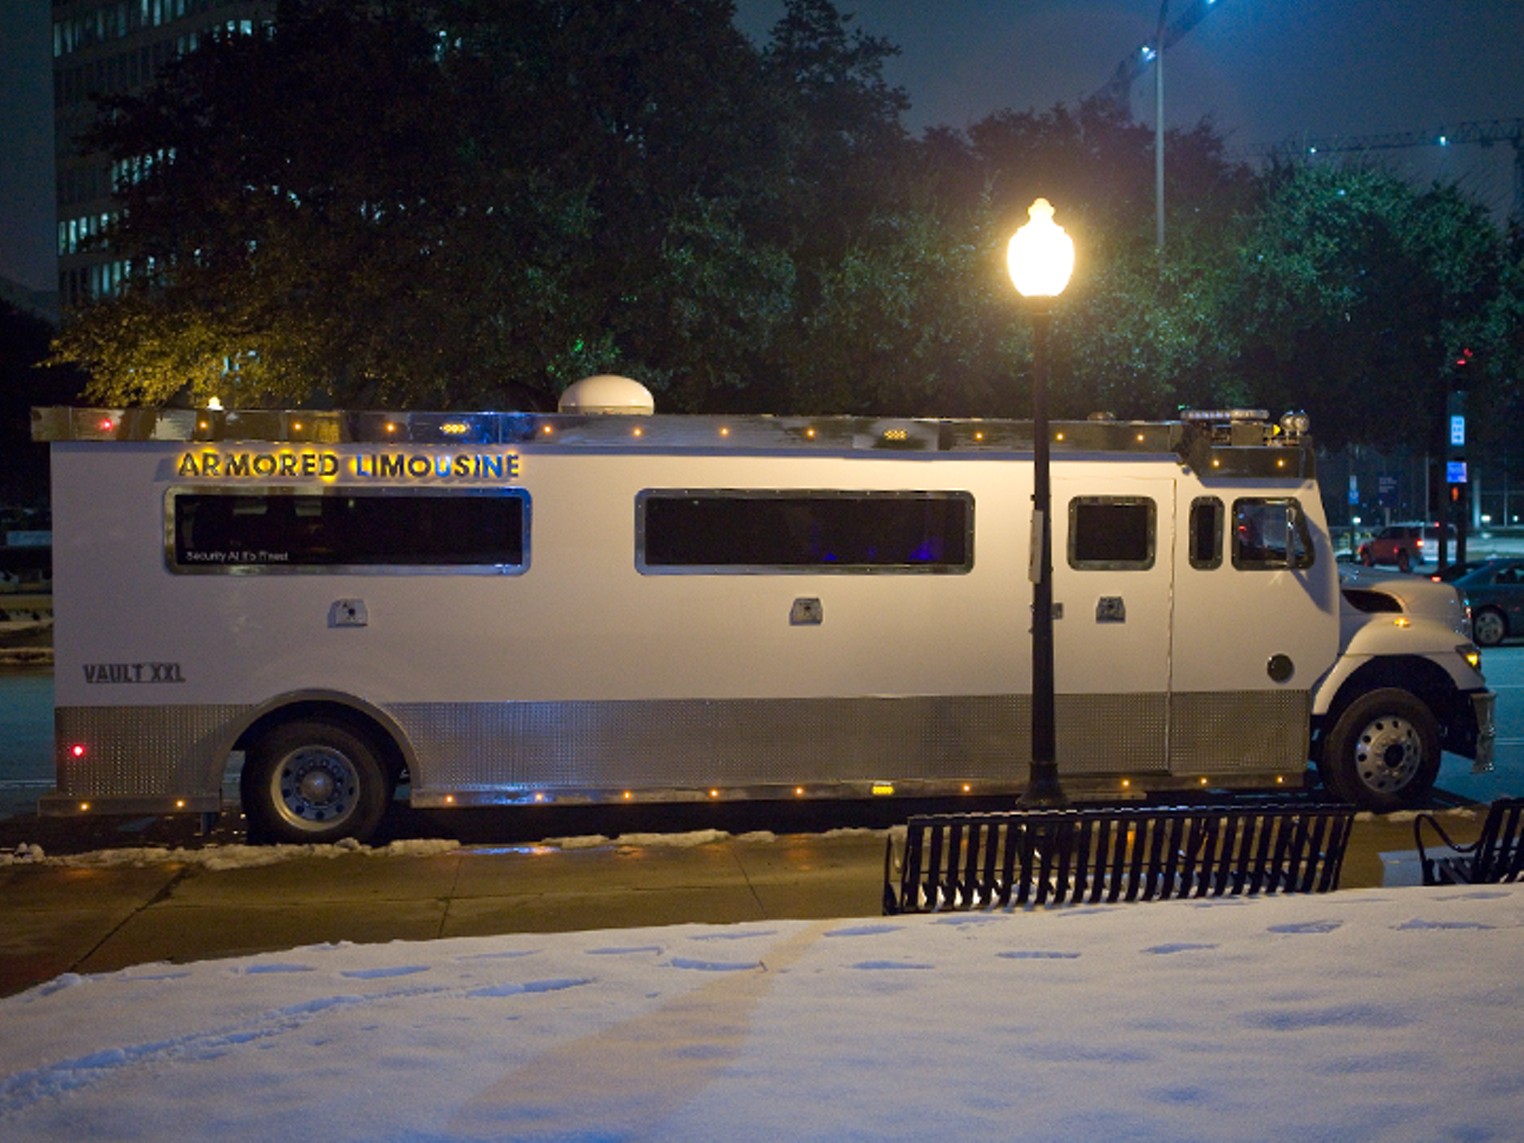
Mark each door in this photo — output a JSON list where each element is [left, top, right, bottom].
[[1048, 474, 1176, 774]]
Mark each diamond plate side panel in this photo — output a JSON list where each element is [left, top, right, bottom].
[[1055, 693, 1169, 774], [55, 705, 248, 797], [1169, 690, 1311, 772], [389, 692, 1173, 793]]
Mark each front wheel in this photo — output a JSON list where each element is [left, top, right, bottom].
[[1319, 688, 1440, 812], [1473, 607, 1507, 648], [242, 718, 392, 844]]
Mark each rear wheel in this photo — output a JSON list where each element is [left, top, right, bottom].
[[242, 718, 391, 844], [1319, 688, 1439, 812], [1473, 607, 1507, 648], [1396, 549, 1411, 573]]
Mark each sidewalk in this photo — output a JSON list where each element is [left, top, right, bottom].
[[0, 811, 1446, 1000]]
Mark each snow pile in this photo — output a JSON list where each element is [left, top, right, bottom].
[[1, 837, 463, 870], [3, 883, 1520, 1141], [0, 827, 896, 868]]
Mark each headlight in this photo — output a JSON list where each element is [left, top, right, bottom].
[[1458, 643, 1483, 672]]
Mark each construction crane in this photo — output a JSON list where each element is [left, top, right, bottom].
[[1273, 120, 1524, 221], [1093, 0, 1226, 115]]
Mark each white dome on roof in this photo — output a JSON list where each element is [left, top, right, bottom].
[[557, 375, 655, 415]]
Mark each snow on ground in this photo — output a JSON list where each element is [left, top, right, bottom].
[[3, 871, 1522, 1141]]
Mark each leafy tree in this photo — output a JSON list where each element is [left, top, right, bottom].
[[55, 0, 914, 413], [1227, 163, 1501, 451], [895, 100, 1256, 422]]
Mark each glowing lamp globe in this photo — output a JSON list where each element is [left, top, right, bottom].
[[1006, 198, 1075, 299]]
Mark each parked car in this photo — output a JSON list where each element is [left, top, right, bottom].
[[1358, 522, 1457, 572], [1429, 559, 1491, 584], [1454, 558, 1524, 647]]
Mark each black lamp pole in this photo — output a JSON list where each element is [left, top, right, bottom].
[[1006, 198, 1073, 809], [1020, 300, 1066, 808]]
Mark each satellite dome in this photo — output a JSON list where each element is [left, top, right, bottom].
[[557, 375, 655, 415]]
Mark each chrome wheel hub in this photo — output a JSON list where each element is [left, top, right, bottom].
[[1353, 716, 1421, 793]]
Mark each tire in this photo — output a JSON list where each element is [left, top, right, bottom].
[[1396, 549, 1411, 573], [1360, 549, 1374, 567], [242, 718, 392, 844], [1472, 607, 1507, 648], [1319, 688, 1440, 812]]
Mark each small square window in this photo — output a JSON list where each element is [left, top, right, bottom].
[[1069, 498, 1155, 570]]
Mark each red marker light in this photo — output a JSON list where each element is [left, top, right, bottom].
[[98, 418, 114, 433], [70, 744, 86, 758]]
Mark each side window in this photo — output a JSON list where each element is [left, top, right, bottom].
[[637, 490, 973, 574], [168, 489, 529, 573], [1189, 497, 1223, 569], [1068, 497, 1155, 570], [1232, 498, 1315, 570]]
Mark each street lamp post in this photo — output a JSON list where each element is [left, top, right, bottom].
[[1007, 198, 1075, 808], [1155, 0, 1168, 254]]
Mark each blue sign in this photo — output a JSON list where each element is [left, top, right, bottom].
[[1450, 415, 1466, 448], [1447, 460, 1468, 484]]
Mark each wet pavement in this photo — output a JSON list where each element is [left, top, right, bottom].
[[0, 802, 1457, 1000]]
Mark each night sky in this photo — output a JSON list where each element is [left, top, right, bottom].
[[4, 1, 1523, 296]]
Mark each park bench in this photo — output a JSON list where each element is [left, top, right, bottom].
[[1413, 796, 1524, 885], [883, 802, 1356, 914]]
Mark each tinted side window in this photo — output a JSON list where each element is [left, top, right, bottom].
[[637, 491, 973, 573], [1189, 497, 1223, 569], [170, 490, 528, 573], [1232, 498, 1314, 570], [1068, 497, 1155, 570]]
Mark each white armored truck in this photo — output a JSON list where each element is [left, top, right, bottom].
[[32, 392, 1495, 842]]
